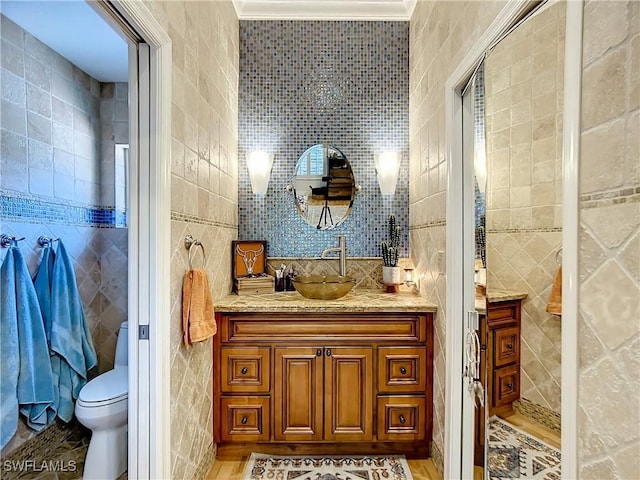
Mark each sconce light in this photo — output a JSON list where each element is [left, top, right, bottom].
[[247, 151, 274, 195], [374, 152, 401, 194]]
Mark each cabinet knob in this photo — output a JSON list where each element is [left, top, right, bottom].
[[400, 367, 407, 375], [506, 383, 513, 389], [399, 415, 406, 424], [316, 349, 322, 356], [241, 416, 248, 425], [326, 349, 332, 357], [506, 344, 513, 350], [241, 367, 248, 375]]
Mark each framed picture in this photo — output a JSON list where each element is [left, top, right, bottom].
[[232, 240, 267, 278]]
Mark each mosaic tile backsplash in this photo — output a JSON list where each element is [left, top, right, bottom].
[[238, 21, 409, 258]]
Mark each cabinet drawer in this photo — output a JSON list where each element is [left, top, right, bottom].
[[493, 366, 519, 407], [221, 347, 270, 393], [487, 301, 520, 328], [377, 396, 426, 441], [220, 396, 270, 442], [378, 347, 427, 393], [493, 327, 519, 368], [221, 313, 427, 343]]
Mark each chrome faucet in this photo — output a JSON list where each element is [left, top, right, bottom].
[[321, 235, 347, 277]]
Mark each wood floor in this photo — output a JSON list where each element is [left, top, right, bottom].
[[500, 411, 561, 449], [207, 456, 442, 480], [207, 413, 560, 480]]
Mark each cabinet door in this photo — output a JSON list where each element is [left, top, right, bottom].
[[274, 347, 323, 441], [324, 347, 373, 441]]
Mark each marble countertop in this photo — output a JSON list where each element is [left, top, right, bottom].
[[215, 289, 437, 313], [475, 289, 528, 314]]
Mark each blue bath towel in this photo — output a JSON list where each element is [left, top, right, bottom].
[[33, 245, 55, 344], [1, 248, 20, 449], [1, 247, 55, 449], [33, 245, 59, 422], [49, 242, 97, 421]]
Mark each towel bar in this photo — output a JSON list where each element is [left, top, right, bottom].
[[185, 234, 206, 269], [1, 234, 25, 248]]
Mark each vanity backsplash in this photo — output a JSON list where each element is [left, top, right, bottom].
[[266, 257, 413, 290]]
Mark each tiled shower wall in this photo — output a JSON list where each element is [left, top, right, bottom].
[[485, 2, 565, 417], [99, 82, 129, 218], [238, 21, 409, 258], [0, 15, 127, 455], [139, 1, 240, 478], [409, 2, 507, 475], [577, 1, 639, 477]]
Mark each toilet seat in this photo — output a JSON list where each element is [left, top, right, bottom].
[[78, 369, 128, 407]]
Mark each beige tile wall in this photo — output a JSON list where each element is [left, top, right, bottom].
[[142, 1, 239, 478], [409, 1, 508, 474], [578, 1, 640, 477], [484, 2, 565, 416], [0, 17, 128, 455]]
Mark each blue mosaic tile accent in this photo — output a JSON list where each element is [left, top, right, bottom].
[[0, 195, 124, 227], [239, 21, 409, 258]]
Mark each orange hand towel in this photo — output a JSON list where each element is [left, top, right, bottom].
[[182, 268, 217, 347], [546, 266, 562, 316]]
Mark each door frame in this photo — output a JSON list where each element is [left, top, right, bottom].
[[88, 1, 172, 478], [443, 1, 581, 478]]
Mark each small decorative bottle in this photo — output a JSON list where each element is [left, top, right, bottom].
[[285, 266, 296, 291]]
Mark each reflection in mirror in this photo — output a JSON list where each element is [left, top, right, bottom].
[[482, 2, 565, 478], [474, 63, 487, 285], [292, 144, 356, 230]]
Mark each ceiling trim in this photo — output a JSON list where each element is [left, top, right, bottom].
[[233, 1, 416, 21]]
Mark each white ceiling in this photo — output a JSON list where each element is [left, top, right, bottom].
[[233, 0, 416, 20], [0, 1, 128, 82], [0, 1, 412, 85]]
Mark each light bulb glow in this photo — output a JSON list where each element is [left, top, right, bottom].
[[374, 151, 401, 194], [247, 151, 274, 195]]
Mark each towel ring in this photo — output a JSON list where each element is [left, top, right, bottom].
[[184, 235, 206, 269], [555, 248, 562, 265]]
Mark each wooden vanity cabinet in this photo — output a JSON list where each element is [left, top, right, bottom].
[[474, 298, 522, 465], [213, 311, 433, 456], [485, 300, 521, 414]]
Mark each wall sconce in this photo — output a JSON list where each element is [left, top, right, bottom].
[[247, 151, 274, 195], [374, 152, 401, 194]]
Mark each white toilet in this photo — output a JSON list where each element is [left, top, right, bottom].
[[75, 321, 128, 480]]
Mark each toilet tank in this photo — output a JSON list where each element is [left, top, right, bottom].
[[114, 321, 128, 367]]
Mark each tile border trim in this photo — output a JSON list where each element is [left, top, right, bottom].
[[409, 219, 447, 230], [170, 211, 237, 230], [579, 188, 640, 209], [1, 195, 126, 228], [487, 227, 563, 234]]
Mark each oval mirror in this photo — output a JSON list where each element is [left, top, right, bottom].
[[292, 144, 356, 230]]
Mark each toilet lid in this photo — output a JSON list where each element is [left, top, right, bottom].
[[79, 369, 128, 403]]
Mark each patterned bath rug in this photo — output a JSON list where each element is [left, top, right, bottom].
[[487, 416, 561, 480], [241, 453, 414, 480]]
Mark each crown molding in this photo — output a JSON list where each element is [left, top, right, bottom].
[[233, 0, 416, 21]]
